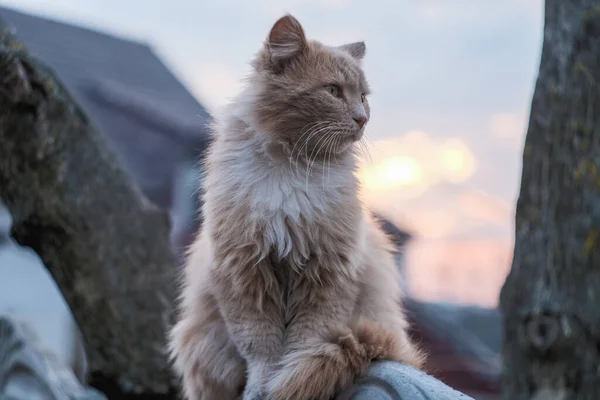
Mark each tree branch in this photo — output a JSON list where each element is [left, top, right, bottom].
[[500, 1, 600, 399]]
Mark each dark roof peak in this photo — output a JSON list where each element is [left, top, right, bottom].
[[0, 5, 148, 49], [372, 213, 414, 248], [0, 5, 211, 210]]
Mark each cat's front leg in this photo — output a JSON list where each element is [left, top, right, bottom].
[[351, 265, 425, 369], [350, 223, 426, 370], [244, 362, 270, 400], [265, 264, 364, 400], [212, 257, 284, 400]]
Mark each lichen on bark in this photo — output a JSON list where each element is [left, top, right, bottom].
[[500, 1, 600, 399]]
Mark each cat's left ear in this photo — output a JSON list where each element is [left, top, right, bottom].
[[338, 41, 366, 60], [266, 14, 308, 72]]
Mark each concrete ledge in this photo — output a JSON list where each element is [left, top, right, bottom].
[[0, 310, 475, 400], [337, 361, 474, 400]]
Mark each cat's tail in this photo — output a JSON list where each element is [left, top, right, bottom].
[[266, 319, 424, 400]]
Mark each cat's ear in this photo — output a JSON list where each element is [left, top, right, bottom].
[[266, 14, 307, 72], [338, 41, 366, 60]]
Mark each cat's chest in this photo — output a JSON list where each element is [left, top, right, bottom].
[[250, 171, 330, 219], [238, 162, 343, 257], [218, 146, 355, 259], [254, 172, 331, 255]]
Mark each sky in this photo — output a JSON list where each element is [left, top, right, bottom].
[[0, 0, 545, 307]]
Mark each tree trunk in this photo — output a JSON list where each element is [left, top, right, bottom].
[[499, 1, 600, 399], [0, 20, 178, 398]]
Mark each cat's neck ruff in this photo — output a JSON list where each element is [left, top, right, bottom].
[[224, 86, 358, 186], [209, 96, 360, 257]]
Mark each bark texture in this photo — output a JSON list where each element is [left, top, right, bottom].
[[0, 19, 178, 397], [499, 1, 600, 399]]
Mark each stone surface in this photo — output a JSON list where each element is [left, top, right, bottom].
[[0, 314, 107, 400], [337, 362, 474, 400], [0, 17, 178, 397], [0, 202, 10, 237]]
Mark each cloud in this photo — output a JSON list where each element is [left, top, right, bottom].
[[189, 61, 244, 115], [315, 26, 367, 47], [437, 138, 478, 183], [358, 130, 478, 201], [371, 184, 512, 241], [2, 0, 539, 308], [405, 236, 512, 307], [357, 131, 500, 242], [489, 112, 526, 139], [415, 3, 444, 23], [259, 0, 350, 14], [458, 189, 512, 225], [411, 0, 542, 29], [406, 208, 459, 239]]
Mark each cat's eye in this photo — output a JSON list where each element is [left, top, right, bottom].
[[325, 85, 342, 98]]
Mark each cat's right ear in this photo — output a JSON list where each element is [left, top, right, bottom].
[[338, 41, 366, 60], [265, 14, 307, 73]]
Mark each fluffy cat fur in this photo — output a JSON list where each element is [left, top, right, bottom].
[[168, 14, 425, 400]]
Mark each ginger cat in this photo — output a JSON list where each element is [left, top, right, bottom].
[[168, 14, 424, 400]]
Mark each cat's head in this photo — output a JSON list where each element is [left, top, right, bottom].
[[250, 14, 370, 158]]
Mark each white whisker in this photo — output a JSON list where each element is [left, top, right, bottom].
[[321, 133, 338, 191], [306, 127, 335, 191], [291, 121, 334, 179], [297, 125, 333, 179]]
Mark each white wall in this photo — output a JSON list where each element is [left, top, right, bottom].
[[0, 203, 76, 370]]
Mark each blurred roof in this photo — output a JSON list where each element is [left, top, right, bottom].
[[373, 213, 413, 249], [405, 298, 502, 398], [0, 5, 211, 209]]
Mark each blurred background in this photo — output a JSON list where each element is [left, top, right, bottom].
[[0, 1, 544, 399], [1, 0, 543, 307]]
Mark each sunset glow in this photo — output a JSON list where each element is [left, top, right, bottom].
[[437, 139, 477, 183], [360, 156, 423, 192], [358, 133, 477, 199]]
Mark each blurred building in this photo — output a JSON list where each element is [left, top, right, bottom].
[[0, 4, 211, 381], [0, 5, 211, 215]]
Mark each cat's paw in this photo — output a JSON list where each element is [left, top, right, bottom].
[[242, 383, 266, 400], [265, 334, 368, 400], [336, 333, 367, 371], [351, 318, 425, 369], [243, 360, 271, 400], [242, 389, 265, 400]]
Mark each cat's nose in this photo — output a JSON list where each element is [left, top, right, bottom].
[[353, 116, 367, 128]]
